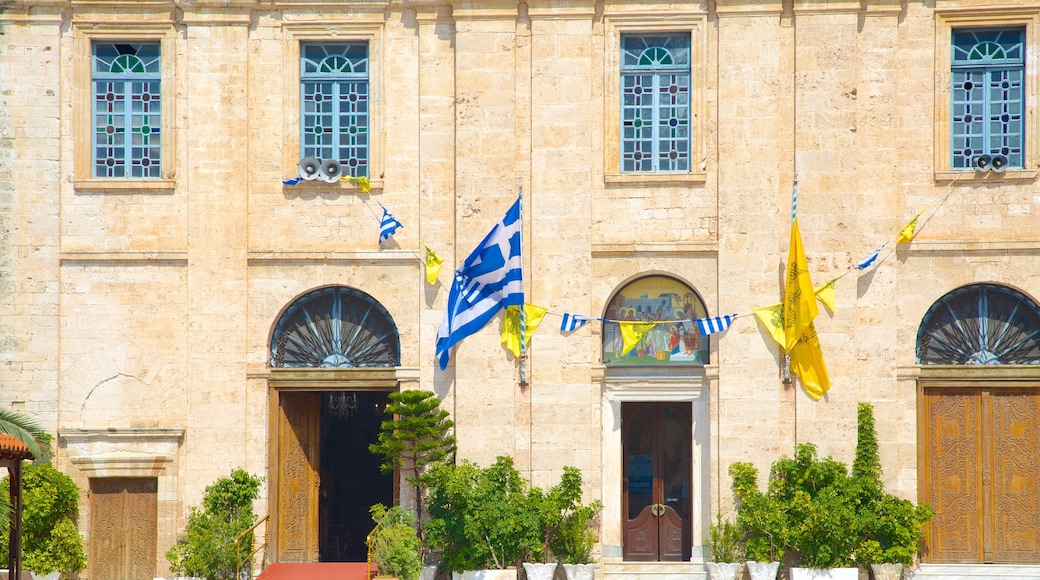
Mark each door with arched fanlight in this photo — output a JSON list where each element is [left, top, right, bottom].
[[917, 284, 1040, 564], [268, 286, 401, 563]]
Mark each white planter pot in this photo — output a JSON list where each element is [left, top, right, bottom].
[[30, 574, 61, 580], [455, 569, 519, 580], [705, 562, 740, 580], [561, 563, 595, 580], [790, 568, 859, 580], [523, 563, 558, 580], [869, 563, 903, 580], [422, 565, 440, 580], [746, 561, 780, 580]]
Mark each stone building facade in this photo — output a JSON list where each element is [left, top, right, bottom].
[[2, 0, 1039, 578]]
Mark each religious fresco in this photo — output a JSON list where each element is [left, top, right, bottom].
[[602, 275, 709, 365]]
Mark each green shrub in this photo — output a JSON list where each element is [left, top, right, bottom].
[[369, 504, 423, 580], [0, 462, 87, 575], [708, 513, 743, 563], [528, 466, 602, 565], [729, 461, 786, 563], [166, 468, 263, 580]]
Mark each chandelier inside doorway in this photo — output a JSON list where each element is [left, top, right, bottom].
[[328, 392, 358, 418]]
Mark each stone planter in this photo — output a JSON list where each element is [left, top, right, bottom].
[[869, 563, 903, 580], [561, 563, 596, 580], [789, 568, 859, 580], [523, 563, 558, 580], [422, 564, 439, 580], [454, 569, 519, 580], [705, 562, 740, 580], [746, 561, 780, 580]]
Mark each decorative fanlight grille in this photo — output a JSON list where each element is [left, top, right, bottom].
[[270, 286, 399, 368], [917, 284, 1040, 365]]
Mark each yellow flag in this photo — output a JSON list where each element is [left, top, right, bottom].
[[619, 321, 657, 356], [789, 322, 831, 400], [340, 175, 372, 193], [753, 303, 785, 347], [501, 303, 548, 358], [424, 246, 443, 285], [814, 279, 837, 314], [896, 208, 926, 244], [784, 217, 818, 351]]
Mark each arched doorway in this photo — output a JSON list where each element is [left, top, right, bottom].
[[917, 284, 1040, 564], [268, 286, 401, 563]]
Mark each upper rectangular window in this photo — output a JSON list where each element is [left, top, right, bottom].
[[300, 42, 370, 178], [951, 28, 1025, 171], [620, 34, 691, 174], [92, 42, 162, 179]]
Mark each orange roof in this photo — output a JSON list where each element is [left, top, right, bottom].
[[0, 434, 34, 461]]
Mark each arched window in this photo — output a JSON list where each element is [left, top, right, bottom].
[[602, 275, 708, 365], [270, 286, 400, 368], [917, 283, 1040, 365]]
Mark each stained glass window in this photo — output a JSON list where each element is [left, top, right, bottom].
[[92, 43, 162, 178], [271, 286, 399, 368], [951, 28, 1024, 170], [620, 34, 691, 173], [917, 284, 1040, 365], [602, 275, 708, 366], [301, 43, 369, 178]]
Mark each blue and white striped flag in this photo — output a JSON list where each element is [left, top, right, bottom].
[[379, 203, 403, 244], [695, 314, 737, 336], [560, 313, 590, 333], [435, 197, 523, 370], [855, 242, 887, 270]]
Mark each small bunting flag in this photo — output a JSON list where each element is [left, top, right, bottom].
[[378, 204, 403, 244], [341, 175, 372, 193], [855, 243, 887, 270], [814, 280, 837, 314], [897, 208, 927, 244], [753, 303, 785, 347], [560, 313, 590, 333], [424, 246, 444, 284], [619, 321, 658, 357], [695, 314, 737, 336], [501, 303, 548, 358], [283, 177, 303, 186]]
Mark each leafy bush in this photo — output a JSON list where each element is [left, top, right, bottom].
[[426, 456, 541, 572], [528, 466, 602, 565], [708, 513, 743, 563], [369, 504, 423, 580], [729, 461, 787, 563], [0, 462, 87, 575], [166, 468, 263, 580]]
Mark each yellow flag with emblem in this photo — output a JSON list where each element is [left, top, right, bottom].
[[424, 246, 444, 285], [753, 303, 785, 347], [789, 322, 831, 400], [784, 217, 818, 351], [814, 279, 837, 314], [501, 303, 548, 358], [619, 321, 658, 357]]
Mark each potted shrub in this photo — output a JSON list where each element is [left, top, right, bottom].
[[165, 468, 263, 580], [370, 389, 458, 578], [426, 456, 541, 580], [729, 462, 784, 580], [369, 504, 423, 580], [0, 460, 87, 580], [540, 469, 601, 580], [705, 513, 743, 580], [851, 403, 934, 580]]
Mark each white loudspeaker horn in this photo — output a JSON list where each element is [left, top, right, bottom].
[[990, 154, 1008, 173], [319, 158, 343, 182], [298, 156, 321, 180], [974, 154, 992, 172]]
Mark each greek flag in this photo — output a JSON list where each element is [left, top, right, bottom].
[[855, 243, 887, 270], [560, 313, 590, 333], [379, 204, 403, 244], [695, 314, 737, 336], [435, 197, 523, 370]]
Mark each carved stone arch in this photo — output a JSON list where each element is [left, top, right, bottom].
[[270, 285, 400, 368], [916, 283, 1040, 365]]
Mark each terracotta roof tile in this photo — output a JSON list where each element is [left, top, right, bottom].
[[0, 434, 34, 460]]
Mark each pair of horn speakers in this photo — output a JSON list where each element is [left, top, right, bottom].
[[298, 156, 344, 182], [974, 154, 1008, 173]]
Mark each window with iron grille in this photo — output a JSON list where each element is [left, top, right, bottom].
[[951, 28, 1025, 171], [92, 43, 162, 178], [300, 43, 370, 178], [620, 34, 691, 173]]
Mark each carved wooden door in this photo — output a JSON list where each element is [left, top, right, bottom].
[[622, 402, 691, 561], [89, 478, 157, 580], [923, 387, 1040, 563], [276, 392, 321, 562]]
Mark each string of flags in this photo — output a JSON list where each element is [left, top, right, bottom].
[[280, 171, 961, 398]]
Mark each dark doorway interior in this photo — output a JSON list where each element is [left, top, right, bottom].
[[319, 390, 393, 562]]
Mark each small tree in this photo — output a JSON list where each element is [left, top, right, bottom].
[[0, 461, 88, 576], [166, 468, 263, 580], [370, 390, 457, 563], [369, 504, 423, 580], [528, 466, 602, 564]]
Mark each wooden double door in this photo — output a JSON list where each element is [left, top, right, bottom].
[[922, 386, 1040, 563], [622, 402, 692, 561], [89, 478, 158, 580]]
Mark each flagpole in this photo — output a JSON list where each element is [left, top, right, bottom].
[[518, 177, 527, 387]]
